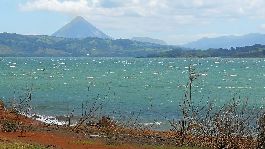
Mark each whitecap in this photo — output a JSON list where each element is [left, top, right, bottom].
[[37, 68, 45, 71], [230, 74, 237, 77], [141, 121, 162, 126], [34, 115, 67, 125]]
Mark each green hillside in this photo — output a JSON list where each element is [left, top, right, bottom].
[[0, 33, 175, 57]]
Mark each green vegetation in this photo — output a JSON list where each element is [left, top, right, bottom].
[[72, 140, 95, 145], [143, 145, 207, 149], [0, 141, 44, 149], [1, 33, 265, 57], [0, 33, 176, 57], [147, 44, 265, 58]]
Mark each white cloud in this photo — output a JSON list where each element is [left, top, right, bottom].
[[20, 0, 165, 17], [21, 0, 265, 18], [260, 24, 265, 30], [19, 0, 265, 44]]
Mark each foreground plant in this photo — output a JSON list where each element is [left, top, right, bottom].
[[168, 64, 265, 148]]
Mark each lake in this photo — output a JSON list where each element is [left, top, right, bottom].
[[0, 57, 265, 128]]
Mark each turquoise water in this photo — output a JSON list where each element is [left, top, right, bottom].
[[0, 57, 265, 127]]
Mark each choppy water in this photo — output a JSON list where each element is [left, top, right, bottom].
[[0, 57, 265, 128]]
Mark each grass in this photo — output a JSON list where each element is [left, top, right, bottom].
[[141, 145, 207, 149], [72, 139, 95, 145], [104, 142, 208, 149], [0, 140, 45, 149], [0, 140, 206, 149], [0, 143, 43, 149]]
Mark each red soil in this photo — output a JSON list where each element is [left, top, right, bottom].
[[0, 104, 141, 149], [0, 131, 107, 149]]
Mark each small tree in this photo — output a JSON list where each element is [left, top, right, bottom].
[[258, 113, 265, 148], [170, 64, 201, 146]]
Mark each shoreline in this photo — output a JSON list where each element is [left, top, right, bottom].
[[0, 100, 262, 149], [0, 102, 199, 149]]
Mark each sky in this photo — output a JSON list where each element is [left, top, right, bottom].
[[1, 0, 265, 45]]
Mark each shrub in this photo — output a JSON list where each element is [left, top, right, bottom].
[[257, 113, 265, 148], [2, 120, 18, 132], [0, 99, 4, 110]]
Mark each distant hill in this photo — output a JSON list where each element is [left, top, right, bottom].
[[0, 33, 178, 57], [1, 33, 265, 58], [184, 33, 265, 50], [131, 37, 167, 45], [52, 16, 110, 39], [146, 44, 265, 58]]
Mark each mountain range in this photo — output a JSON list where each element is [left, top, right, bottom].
[[184, 33, 265, 49], [52, 16, 265, 50], [1, 33, 265, 58]]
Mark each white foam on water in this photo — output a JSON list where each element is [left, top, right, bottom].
[[26, 113, 68, 125], [230, 74, 237, 77], [141, 121, 162, 126]]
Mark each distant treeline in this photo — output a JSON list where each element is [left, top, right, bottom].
[[146, 44, 265, 58], [0, 33, 265, 58]]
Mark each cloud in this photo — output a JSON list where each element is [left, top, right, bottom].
[[20, 0, 265, 24], [19, 0, 163, 17], [260, 24, 265, 30], [20, 0, 96, 16], [19, 0, 265, 44]]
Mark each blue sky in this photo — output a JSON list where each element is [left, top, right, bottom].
[[1, 0, 265, 45]]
